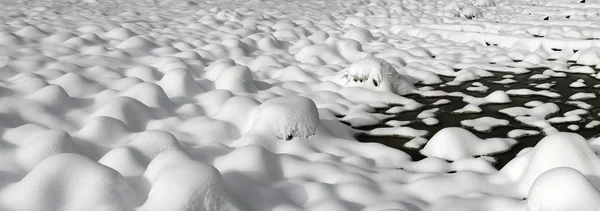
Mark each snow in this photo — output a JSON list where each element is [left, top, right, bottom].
[[508, 129, 540, 138], [453, 103, 483, 114], [501, 133, 600, 195], [3, 0, 600, 210], [336, 57, 416, 95], [569, 92, 596, 100], [586, 120, 600, 129], [527, 167, 600, 211], [421, 128, 517, 161], [461, 117, 510, 132]]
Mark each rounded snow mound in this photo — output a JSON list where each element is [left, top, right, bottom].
[[1, 153, 134, 211], [140, 150, 244, 211], [214, 66, 257, 93], [119, 82, 174, 109], [574, 48, 600, 66], [77, 116, 133, 147], [474, 0, 496, 7], [125, 65, 161, 82], [247, 96, 319, 141], [117, 36, 158, 51], [339, 57, 415, 95], [16, 130, 76, 172], [158, 68, 204, 97], [91, 96, 154, 131], [127, 130, 182, 162], [0, 32, 24, 45], [527, 167, 600, 211], [343, 27, 374, 43], [15, 25, 48, 37], [501, 132, 600, 195], [421, 127, 517, 161], [25, 85, 73, 109], [106, 27, 137, 40], [51, 72, 102, 97]]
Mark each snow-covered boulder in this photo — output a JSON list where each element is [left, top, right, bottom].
[[338, 57, 415, 95], [460, 6, 483, 19], [245, 96, 319, 142]]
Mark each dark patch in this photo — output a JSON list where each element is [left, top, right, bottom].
[[285, 134, 293, 141], [543, 17, 549, 20], [573, 49, 579, 53], [551, 48, 561, 51], [447, 171, 457, 174], [581, 0, 585, 3], [355, 66, 600, 170], [566, 15, 571, 19], [373, 79, 379, 87]]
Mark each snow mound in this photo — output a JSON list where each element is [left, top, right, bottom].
[[245, 96, 319, 144], [527, 167, 600, 211], [338, 57, 415, 95], [127, 130, 182, 162], [117, 36, 158, 51], [140, 150, 244, 211], [575, 48, 600, 66], [215, 66, 257, 93], [461, 116, 509, 132], [16, 130, 77, 172], [25, 85, 73, 109], [1, 153, 135, 211], [125, 66, 161, 82], [76, 116, 133, 147], [106, 27, 137, 40], [474, 0, 496, 7], [50, 72, 103, 97], [421, 127, 517, 161], [91, 96, 154, 131], [501, 132, 600, 195], [158, 68, 204, 97], [15, 25, 48, 37], [119, 82, 174, 108]]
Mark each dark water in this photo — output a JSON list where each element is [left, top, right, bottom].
[[354, 66, 600, 169]]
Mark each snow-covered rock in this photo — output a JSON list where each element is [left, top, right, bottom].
[[338, 57, 415, 95]]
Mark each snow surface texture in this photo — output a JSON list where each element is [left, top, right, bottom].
[[2, 0, 600, 210]]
